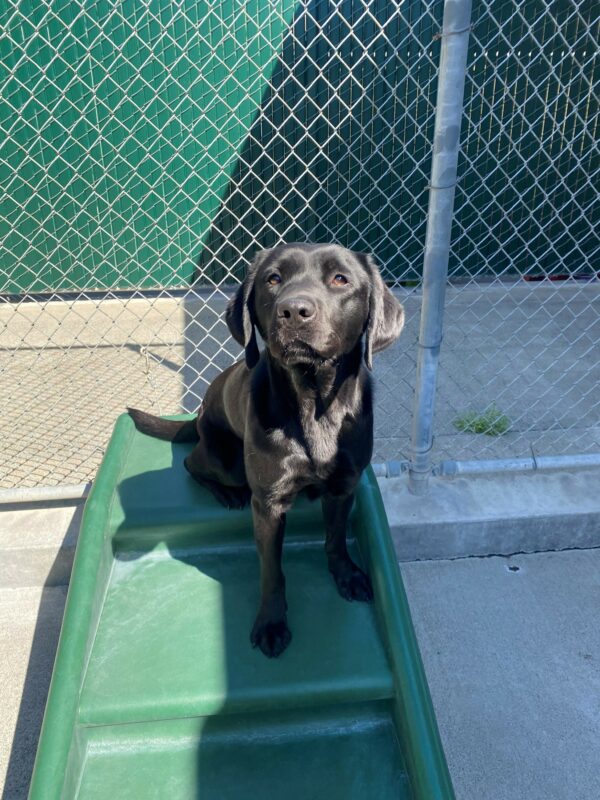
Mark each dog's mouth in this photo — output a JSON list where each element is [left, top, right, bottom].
[[279, 340, 320, 364], [268, 335, 329, 366], [268, 324, 342, 367], [276, 342, 345, 371]]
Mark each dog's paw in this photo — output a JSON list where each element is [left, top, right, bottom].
[[329, 558, 374, 603], [250, 616, 292, 658]]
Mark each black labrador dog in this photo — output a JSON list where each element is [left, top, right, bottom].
[[128, 243, 404, 658]]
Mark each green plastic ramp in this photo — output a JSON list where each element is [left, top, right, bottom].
[[30, 414, 454, 799]]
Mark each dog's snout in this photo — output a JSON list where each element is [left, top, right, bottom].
[[277, 296, 316, 324]]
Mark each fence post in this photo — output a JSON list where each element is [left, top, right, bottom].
[[408, 0, 473, 495]]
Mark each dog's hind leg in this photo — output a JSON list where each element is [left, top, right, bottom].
[[183, 421, 250, 509], [184, 470, 251, 510]]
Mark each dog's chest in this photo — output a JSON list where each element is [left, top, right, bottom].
[[300, 408, 341, 465], [266, 406, 348, 483]]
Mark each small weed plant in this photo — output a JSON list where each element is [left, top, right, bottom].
[[453, 404, 511, 436]]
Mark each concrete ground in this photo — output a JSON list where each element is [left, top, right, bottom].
[[1, 469, 600, 799], [1, 280, 599, 488], [402, 549, 600, 800]]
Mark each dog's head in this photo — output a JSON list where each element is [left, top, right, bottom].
[[226, 243, 404, 370]]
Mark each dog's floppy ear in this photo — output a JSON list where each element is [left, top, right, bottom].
[[226, 249, 271, 369], [358, 253, 405, 370]]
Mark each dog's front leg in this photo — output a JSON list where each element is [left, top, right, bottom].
[[322, 492, 373, 602], [250, 496, 292, 658]]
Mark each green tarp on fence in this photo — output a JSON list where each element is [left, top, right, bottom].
[[1, 1, 597, 293]]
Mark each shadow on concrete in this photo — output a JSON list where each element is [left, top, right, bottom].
[[123, 343, 183, 375]]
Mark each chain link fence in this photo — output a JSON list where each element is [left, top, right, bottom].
[[434, 0, 599, 465], [0, 0, 598, 490]]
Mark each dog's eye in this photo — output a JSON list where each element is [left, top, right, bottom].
[[331, 274, 348, 286], [266, 273, 281, 286]]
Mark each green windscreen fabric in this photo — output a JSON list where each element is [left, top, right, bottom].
[[452, 0, 599, 280], [0, 1, 298, 292], [1, 1, 597, 292]]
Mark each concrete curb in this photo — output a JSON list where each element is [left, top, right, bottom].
[[378, 467, 600, 560]]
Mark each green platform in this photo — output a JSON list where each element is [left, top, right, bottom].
[[30, 413, 454, 799]]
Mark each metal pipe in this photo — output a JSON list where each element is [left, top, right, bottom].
[[434, 452, 600, 477], [0, 483, 91, 505], [371, 460, 408, 478], [373, 452, 600, 479], [408, 0, 473, 495]]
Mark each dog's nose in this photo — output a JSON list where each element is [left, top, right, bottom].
[[277, 296, 316, 324]]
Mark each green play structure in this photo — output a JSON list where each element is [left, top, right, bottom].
[[29, 413, 454, 798]]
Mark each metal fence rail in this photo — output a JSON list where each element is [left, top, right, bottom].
[[0, 0, 598, 490]]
